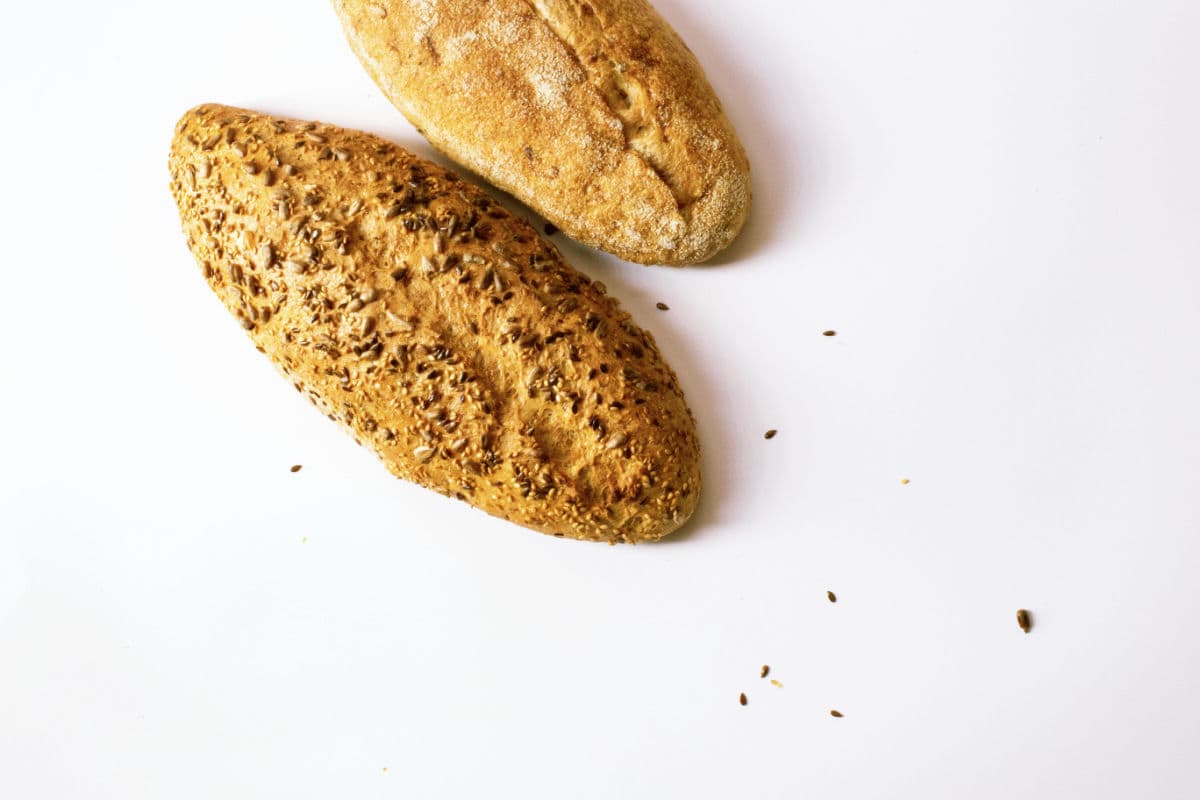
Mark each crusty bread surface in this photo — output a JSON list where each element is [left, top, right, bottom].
[[331, 0, 751, 265], [168, 104, 700, 542]]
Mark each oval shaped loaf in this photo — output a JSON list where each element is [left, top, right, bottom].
[[168, 104, 700, 542], [331, 0, 751, 266]]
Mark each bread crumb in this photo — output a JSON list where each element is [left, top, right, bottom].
[[760, 665, 769, 678], [830, 709, 844, 718], [1017, 608, 1032, 633]]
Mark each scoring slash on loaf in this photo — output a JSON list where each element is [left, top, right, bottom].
[[168, 105, 700, 543], [331, 0, 751, 266]]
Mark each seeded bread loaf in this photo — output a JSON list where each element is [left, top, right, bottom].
[[168, 104, 700, 542], [330, 0, 751, 266]]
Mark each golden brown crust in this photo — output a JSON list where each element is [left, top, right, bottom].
[[331, 0, 751, 265], [168, 104, 700, 542]]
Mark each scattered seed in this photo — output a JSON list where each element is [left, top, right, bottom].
[[770, 679, 783, 688], [822, 330, 837, 337], [290, 464, 302, 473], [656, 302, 669, 311], [739, 693, 748, 706], [830, 710, 844, 718], [1016, 609, 1032, 633], [255, 243, 274, 269], [543, 222, 559, 236], [760, 665, 770, 679], [900, 478, 910, 485], [764, 429, 777, 440], [827, 590, 837, 603], [387, 313, 415, 333]]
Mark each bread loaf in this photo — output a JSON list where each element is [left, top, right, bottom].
[[168, 104, 700, 542], [331, 0, 751, 266]]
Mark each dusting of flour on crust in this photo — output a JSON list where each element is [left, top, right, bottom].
[[410, 0, 439, 41], [334, 0, 750, 264]]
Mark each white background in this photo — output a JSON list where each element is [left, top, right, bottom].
[[2, 1, 1199, 797]]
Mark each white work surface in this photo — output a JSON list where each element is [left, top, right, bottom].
[[2, 1, 1199, 797]]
